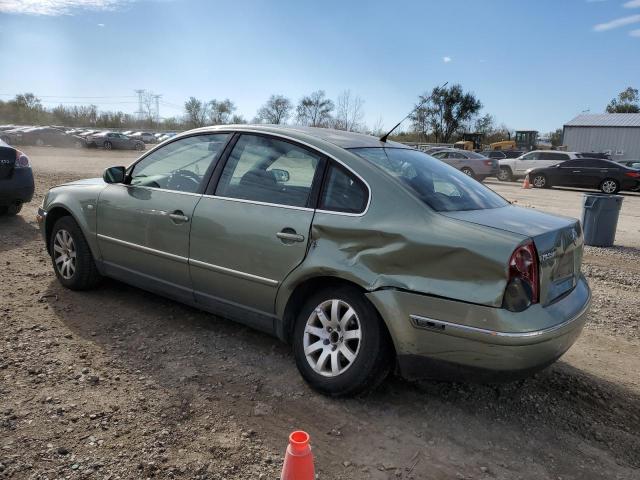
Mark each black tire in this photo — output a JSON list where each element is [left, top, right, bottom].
[[531, 173, 550, 189], [135, 142, 145, 151], [599, 178, 620, 194], [293, 286, 393, 397], [497, 166, 513, 182], [6, 202, 22, 216], [49, 216, 102, 290], [460, 167, 475, 179], [104, 141, 112, 150]]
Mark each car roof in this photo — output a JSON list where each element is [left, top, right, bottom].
[[185, 124, 409, 150]]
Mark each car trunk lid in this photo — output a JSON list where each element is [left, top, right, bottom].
[[0, 146, 16, 179], [441, 205, 583, 305]]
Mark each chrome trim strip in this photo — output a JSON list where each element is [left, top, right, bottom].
[[97, 234, 188, 264], [120, 184, 203, 197], [189, 258, 279, 287], [202, 195, 314, 212], [409, 296, 591, 344]]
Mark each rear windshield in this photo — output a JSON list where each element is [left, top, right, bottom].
[[350, 147, 508, 212]]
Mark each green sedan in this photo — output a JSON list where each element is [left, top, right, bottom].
[[37, 125, 591, 396]]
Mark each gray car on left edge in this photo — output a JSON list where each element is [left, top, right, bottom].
[[430, 148, 499, 181]]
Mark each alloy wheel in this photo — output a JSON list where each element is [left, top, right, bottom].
[[533, 175, 546, 188], [601, 180, 617, 194], [461, 168, 474, 177], [497, 168, 511, 181], [303, 299, 362, 377], [53, 229, 77, 280]]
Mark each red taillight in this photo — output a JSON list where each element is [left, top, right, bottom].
[[503, 241, 539, 311], [483, 160, 493, 166], [624, 171, 640, 178], [15, 150, 30, 168]]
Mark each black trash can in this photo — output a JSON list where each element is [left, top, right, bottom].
[[581, 194, 624, 247]]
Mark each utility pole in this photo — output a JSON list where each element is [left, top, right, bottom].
[[134, 89, 145, 121], [153, 94, 162, 123]]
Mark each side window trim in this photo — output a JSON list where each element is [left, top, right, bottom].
[[198, 129, 371, 216]]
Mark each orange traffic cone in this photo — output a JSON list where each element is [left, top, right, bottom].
[[281, 431, 315, 480], [522, 174, 532, 189]]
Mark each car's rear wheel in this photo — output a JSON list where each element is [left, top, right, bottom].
[[600, 178, 619, 194], [497, 166, 513, 182], [461, 167, 475, 179], [50, 216, 101, 290], [2, 202, 23, 216], [532, 173, 549, 188], [104, 141, 112, 150], [135, 142, 145, 151], [293, 286, 393, 396]]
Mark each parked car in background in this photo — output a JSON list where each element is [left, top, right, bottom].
[[0, 126, 36, 145], [528, 158, 640, 193], [86, 132, 145, 150], [0, 138, 34, 215], [129, 131, 157, 144], [577, 152, 610, 160], [481, 150, 507, 159], [617, 160, 640, 170], [429, 148, 499, 181], [497, 150, 584, 181], [38, 125, 591, 395], [19, 127, 86, 148]]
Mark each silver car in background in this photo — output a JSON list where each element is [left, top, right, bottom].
[[430, 148, 499, 181]]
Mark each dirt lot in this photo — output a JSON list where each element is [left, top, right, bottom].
[[1, 147, 639, 479]]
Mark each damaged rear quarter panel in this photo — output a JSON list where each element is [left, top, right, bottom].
[[277, 165, 526, 320]]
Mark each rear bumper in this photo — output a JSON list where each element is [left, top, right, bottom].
[[366, 276, 591, 381], [0, 169, 35, 206]]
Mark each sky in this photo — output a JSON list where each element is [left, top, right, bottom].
[[0, 0, 638, 133]]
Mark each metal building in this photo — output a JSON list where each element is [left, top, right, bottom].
[[562, 113, 640, 160]]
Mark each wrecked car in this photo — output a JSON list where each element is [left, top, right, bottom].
[[37, 125, 591, 396]]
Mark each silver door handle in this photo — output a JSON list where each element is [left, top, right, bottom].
[[169, 212, 189, 223], [572, 170, 581, 173], [277, 231, 305, 243]]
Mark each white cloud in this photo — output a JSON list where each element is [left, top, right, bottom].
[[97, 22, 104, 26], [0, 0, 130, 16], [630, 28, 640, 36], [624, 0, 640, 8], [593, 14, 640, 31], [443, 56, 452, 63]]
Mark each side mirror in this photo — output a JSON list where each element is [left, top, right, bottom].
[[103, 166, 126, 184], [271, 168, 290, 183]]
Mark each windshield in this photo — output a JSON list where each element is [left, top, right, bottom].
[[350, 147, 508, 212]]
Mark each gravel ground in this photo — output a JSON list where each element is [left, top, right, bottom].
[[0, 147, 639, 479]]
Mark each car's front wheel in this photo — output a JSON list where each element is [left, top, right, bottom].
[[293, 286, 393, 396], [497, 166, 513, 182], [50, 216, 102, 290], [531, 173, 549, 188], [104, 141, 112, 150]]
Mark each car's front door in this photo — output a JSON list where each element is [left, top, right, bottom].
[[189, 133, 325, 331], [96, 133, 231, 302], [556, 159, 585, 186]]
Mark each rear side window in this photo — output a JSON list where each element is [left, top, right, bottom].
[[542, 152, 569, 161], [319, 164, 368, 214]]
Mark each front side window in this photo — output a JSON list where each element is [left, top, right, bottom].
[[215, 134, 323, 207], [350, 147, 508, 212], [130, 133, 230, 193], [319, 164, 367, 214]]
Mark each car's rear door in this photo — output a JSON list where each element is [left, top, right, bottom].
[[188, 133, 325, 331], [96, 133, 231, 302]]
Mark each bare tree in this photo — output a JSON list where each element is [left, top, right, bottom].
[[296, 90, 334, 127], [184, 97, 208, 128], [369, 116, 385, 137], [334, 90, 365, 132], [208, 99, 236, 125], [256, 95, 292, 124], [141, 91, 157, 123]]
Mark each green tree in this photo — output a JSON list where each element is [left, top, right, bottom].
[[606, 87, 640, 113], [411, 84, 482, 143], [184, 97, 208, 128]]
